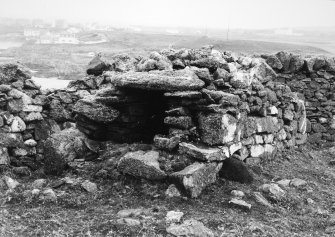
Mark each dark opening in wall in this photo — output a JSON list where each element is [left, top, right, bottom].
[[78, 89, 169, 143]]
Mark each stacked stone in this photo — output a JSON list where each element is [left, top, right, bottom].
[[72, 47, 308, 197], [0, 63, 45, 168], [264, 51, 335, 145]]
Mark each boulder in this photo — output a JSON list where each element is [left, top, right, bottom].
[[0, 63, 31, 84], [117, 150, 166, 180], [107, 68, 205, 91], [44, 128, 93, 175], [87, 55, 111, 76], [170, 162, 222, 198]]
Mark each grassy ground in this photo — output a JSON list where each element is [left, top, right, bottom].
[[1, 143, 335, 236]]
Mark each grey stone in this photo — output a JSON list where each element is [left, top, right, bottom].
[[170, 162, 222, 198], [179, 142, 227, 161], [107, 68, 205, 91], [117, 150, 166, 180], [166, 219, 214, 237]]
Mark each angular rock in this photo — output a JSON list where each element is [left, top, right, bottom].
[[253, 192, 273, 209], [10, 116, 26, 132], [164, 116, 193, 129], [250, 61, 277, 83], [81, 180, 98, 193], [166, 219, 214, 237], [73, 98, 120, 123], [259, 183, 285, 201], [198, 112, 237, 145], [229, 198, 252, 210], [166, 211, 184, 224], [117, 150, 166, 180], [170, 162, 222, 198], [44, 128, 92, 175], [0, 147, 9, 165], [266, 55, 283, 70], [0, 133, 23, 147], [179, 142, 227, 161], [165, 184, 182, 198], [107, 68, 205, 91], [154, 135, 180, 151], [230, 71, 253, 88], [87, 55, 111, 76]]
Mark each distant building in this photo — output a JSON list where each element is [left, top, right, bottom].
[[55, 33, 79, 44], [24, 29, 40, 40]]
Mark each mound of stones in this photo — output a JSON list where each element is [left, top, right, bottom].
[[1, 46, 334, 198]]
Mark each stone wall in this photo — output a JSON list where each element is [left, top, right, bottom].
[[73, 48, 308, 167], [263, 52, 335, 146], [1, 47, 334, 197]]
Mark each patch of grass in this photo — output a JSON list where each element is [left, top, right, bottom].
[[1, 145, 335, 236]]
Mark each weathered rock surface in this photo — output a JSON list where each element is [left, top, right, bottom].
[[117, 150, 167, 180], [170, 162, 222, 198], [44, 128, 93, 175], [166, 219, 214, 237], [107, 68, 205, 91]]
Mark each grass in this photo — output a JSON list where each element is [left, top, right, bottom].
[[1, 143, 335, 236]]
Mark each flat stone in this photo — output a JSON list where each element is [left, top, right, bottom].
[[253, 192, 273, 209], [23, 112, 44, 122], [117, 218, 141, 226], [154, 135, 180, 151], [81, 180, 98, 193], [229, 198, 252, 210], [22, 105, 43, 112], [164, 116, 193, 129], [32, 179, 47, 189], [290, 178, 307, 187], [166, 219, 214, 237], [164, 91, 202, 99], [73, 98, 120, 123], [259, 183, 285, 201], [107, 68, 205, 91], [170, 162, 222, 198], [178, 142, 227, 161], [117, 150, 167, 180], [166, 211, 184, 224], [231, 190, 245, 199], [276, 179, 291, 188]]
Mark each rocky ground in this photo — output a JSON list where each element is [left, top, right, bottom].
[[1, 144, 335, 237]]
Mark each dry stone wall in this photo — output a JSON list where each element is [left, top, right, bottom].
[[263, 52, 335, 146], [1, 46, 334, 197]]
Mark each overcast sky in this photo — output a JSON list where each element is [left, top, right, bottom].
[[1, 0, 335, 29]]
